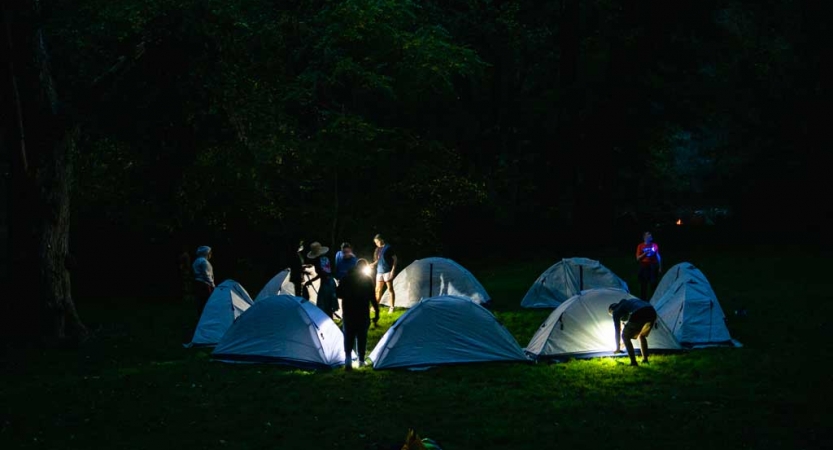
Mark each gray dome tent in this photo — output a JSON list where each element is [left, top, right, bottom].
[[256, 268, 320, 301], [212, 294, 351, 370], [521, 257, 629, 308], [380, 257, 490, 308], [369, 295, 529, 370], [185, 279, 254, 348], [256, 268, 343, 317], [525, 288, 682, 361], [651, 268, 741, 348], [651, 262, 714, 303]]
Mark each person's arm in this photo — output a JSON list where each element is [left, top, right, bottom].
[[206, 261, 215, 287], [390, 254, 398, 277], [636, 244, 647, 262], [655, 247, 662, 272], [613, 317, 622, 353]]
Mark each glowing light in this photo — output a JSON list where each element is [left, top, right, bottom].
[[676, 219, 682, 225], [362, 266, 372, 277]]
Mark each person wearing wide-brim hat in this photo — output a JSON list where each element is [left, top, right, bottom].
[[304, 241, 339, 319]]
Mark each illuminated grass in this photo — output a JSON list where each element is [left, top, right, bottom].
[[1, 244, 830, 449]]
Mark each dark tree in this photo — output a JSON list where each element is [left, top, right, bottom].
[[2, 0, 87, 343]]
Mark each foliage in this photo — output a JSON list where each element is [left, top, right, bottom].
[[33, 0, 830, 294]]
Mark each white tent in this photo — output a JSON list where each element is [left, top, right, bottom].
[[256, 268, 344, 317], [256, 268, 319, 301], [651, 262, 714, 303], [652, 277, 740, 348], [185, 279, 254, 348], [379, 257, 490, 308], [525, 288, 682, 360], [521, 257, 629, 308], [211, 294, 349, 369], [369, 295, 529, 370]]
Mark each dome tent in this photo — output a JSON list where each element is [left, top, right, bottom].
[[525, 288, 682, 361], [256, 268, 343, 317], [185, 279, 254, 348], [520, 257, 629, 308], [651, 262, 714, 303], [369, 295, 529, 370], [212, 294, 350, 370], [256, 268, 320, 301], [380, 257, 490, 309], [652, 276, 741, 348]]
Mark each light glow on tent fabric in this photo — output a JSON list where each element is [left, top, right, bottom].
[[362, 266, 373, 277]]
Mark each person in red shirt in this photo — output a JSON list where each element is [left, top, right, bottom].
[[635, 231, 662, 300]]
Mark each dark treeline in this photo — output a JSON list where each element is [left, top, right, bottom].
[[3, 0, 829, 305]]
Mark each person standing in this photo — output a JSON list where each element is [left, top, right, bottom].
[[288, 238, 306, 297], [336, 258, 378, 370], [304, 241, 338, 319], [609, 298, 658, 366], [192, 245, 215, 318], [370, 234, 397, 313], [635, 231, 662, 300], [334, 242, 358, 283]]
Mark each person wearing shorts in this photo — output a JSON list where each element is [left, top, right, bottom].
[[370, 234, 397, 312], [609, 298, 658, 366]]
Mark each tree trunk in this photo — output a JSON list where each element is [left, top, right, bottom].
[[3, 0, 87, 344]]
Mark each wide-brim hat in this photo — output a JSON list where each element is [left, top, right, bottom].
[[306, 242, 329, 259]]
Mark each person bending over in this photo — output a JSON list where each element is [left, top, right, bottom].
[[609, 298, 658, 366]]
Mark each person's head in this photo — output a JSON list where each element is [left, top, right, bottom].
[[608, 301, 623, 316], [196, 246, 212, 259], [341, 242, 354, 257], [373, 234, 385, 247], [643, 231, 653, 244], [306, 241, 329, 259], [354, 258, 371, 277]]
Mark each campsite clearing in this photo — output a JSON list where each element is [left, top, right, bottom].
[[1, 244, 828, 450]]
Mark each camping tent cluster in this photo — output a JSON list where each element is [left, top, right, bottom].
[[184, 257, 739, 370]]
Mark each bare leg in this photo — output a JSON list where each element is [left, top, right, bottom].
[[624, 337, 638, 366], [375, 281, 384, 305], [386, 280, 395, 310], [639, 335, 649, 363]]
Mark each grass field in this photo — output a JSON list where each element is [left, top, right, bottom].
[[2, 242, 830, 449]]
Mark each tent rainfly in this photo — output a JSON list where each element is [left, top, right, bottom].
[[256, 268, 320, 301], [212, 294, 351, 369], [520, 257, 629, 308], [369, 295, 529, 370], [524, 288, 682, 361], [256, 268, 343, 317], [379, 257, 490, 308], [651, 262, 714, 303], [651, 277, 741, 348], [185, 279, 254, 348]]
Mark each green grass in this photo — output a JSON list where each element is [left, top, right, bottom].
[[2, 244, 830, 449]]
